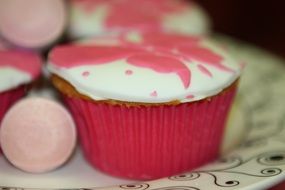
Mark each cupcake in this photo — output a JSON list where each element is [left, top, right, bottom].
[[68, 0, 211, 39], [0, 38, 9, 50], [77, 32, 247, 155], [0, 50, 42, 125], [47, 32, 241, 180]]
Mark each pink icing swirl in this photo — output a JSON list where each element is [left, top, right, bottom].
[[0, 50, 42, 78], [127, 53, 191, 88], [197, 64, 212, 78], [51, 33, 235, 89], [72, 0, 189, 32], [122, 33, 234, 88], [50, 45, 143, 67]]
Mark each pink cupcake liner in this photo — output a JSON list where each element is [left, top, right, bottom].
[[64, 85, 237, 180], [0, 86, 26, 124], [0, 86, 26, 154]]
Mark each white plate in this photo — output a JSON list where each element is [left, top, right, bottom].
[[1, 36, 285, 190]]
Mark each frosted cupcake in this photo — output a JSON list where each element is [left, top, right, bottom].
[[0, 50, 42, 124], [48, 32, 241, 180], [68, 0, 211, 39], [77, 32, 247, 155], [0, 38, 9, 50]]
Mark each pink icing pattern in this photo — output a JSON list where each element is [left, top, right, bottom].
[[178, 46, 234, 72], [82, 71, 90, 77], [72, 0, 106, 12], [125, 69, 133, 75], [51, 33, 235, 90], [127, 53, 191, 88], [150, 90, 158, 97], [123, 33, 234, 88], [197, 64, 213, 78], [133, 33, 234, 72], [0, 50, 41, 78], [73, 0, 188, 32], [50, 45, 143, 68], [186, 95, 195, 99]]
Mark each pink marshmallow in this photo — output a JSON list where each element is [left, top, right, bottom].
[[0, 97, 76, 173], [0, 0, 67, 49]]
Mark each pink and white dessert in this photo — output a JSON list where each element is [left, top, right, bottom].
[[48, 32, 241, 179], [0, 0, 67, 49], [0, 97, 76, 173], [0, 50, 41, 126], [69, 0, 211, 39], [0, 38, 9, 50], [77, 33, 247, 155]]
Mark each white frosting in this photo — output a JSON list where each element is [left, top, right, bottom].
[[69, 4, 109, 38], [48, 33, 241, 103], [49, 60, 239, 103], [0, 50, 41, 93], [68, 0, 211, 39], [0, 67, 31, 92]]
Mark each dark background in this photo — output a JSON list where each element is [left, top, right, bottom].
[[197, 0, 285, 58]]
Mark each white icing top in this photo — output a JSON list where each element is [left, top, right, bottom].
[[0, 50, 42, 93], [48, 32, 241, 103], [69, 0, 211, 38]]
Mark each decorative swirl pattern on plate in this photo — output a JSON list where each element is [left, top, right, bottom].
[[119, 184, 149, 190], [166, 150, 285, 189], [151, 187, 200, 190], [169, 172, 200, 181], [169, 171, 240, 187], [260, 168, 282, 176], [206, 172, 240, 187], [0, 187, 25, 190], [258, 152, 285, 166]]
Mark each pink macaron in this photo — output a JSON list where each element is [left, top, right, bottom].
[[0, 0, 67, 49], [0, 97, 76, 173]]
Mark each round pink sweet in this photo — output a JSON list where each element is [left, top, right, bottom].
[[0, 0, 67, 48], [0, 97, 76, 173]]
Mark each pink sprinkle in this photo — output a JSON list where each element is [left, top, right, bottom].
[[150, 91, 158, 97], [186, 95, 194, 99], [125, 69, 133, 75], [82, 71, 90, 77], [197, 64, 213, 78]]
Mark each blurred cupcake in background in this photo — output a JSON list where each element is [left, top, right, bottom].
[[0, 0, 67, 50], [48, 32, 241, 180], [0, 50, 42, 125], [0, 38, 9, 50], [68, 0, 211, 39]]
